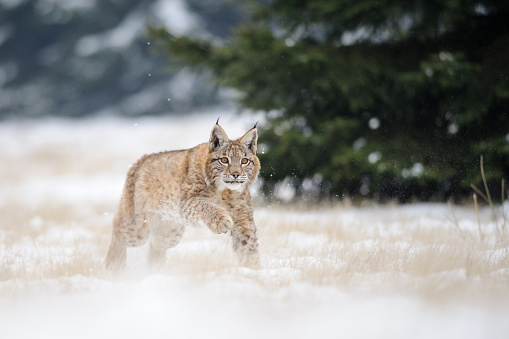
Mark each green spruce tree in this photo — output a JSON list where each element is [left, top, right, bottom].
[[149, 0, 509, 201]]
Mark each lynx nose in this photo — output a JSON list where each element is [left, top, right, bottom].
[[231, 172, 241, 179]]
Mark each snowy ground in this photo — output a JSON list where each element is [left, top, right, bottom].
[[1, 110, 509, 339]]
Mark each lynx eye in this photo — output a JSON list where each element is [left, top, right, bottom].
[[241, 158, 249, 165], [220, 157, 229, 164]]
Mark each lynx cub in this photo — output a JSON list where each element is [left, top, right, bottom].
[[104, 121, 261, 271]]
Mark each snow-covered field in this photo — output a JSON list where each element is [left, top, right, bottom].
[[1, 111, 508, 339]]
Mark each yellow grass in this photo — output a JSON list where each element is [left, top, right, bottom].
[[1, 196, 508, 303], [1, 117, 508, 307]]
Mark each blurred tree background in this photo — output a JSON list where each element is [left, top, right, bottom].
[[2, 0, 508, 202], [0, 0, 242, 118], [148, 0, 509, 202]]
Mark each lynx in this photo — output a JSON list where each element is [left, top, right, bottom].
[[104, 121, 261, 271]]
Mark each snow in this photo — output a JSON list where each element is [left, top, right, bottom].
[[2, 275, 508, 339], [1, 112, 509, 338]]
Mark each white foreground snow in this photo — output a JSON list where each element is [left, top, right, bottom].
[[1, 111, 508, 339], [2, 274, 508, 339]]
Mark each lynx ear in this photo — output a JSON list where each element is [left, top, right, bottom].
[[240, 125, 258, 154], [209, 123, 229, 152]]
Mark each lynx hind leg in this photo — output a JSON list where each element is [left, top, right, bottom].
[[104, 212, 151, 272], [230, 225, 260, 268], [148, 214, 185, 266], [104, 233, 127, 272]]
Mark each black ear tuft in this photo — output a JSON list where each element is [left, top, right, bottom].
[[216, 117, 220, 125]]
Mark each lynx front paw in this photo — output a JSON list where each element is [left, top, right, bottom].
[[213, 217, 234, 234]]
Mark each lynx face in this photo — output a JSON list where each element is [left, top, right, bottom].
[[207, 123, 260, 191]]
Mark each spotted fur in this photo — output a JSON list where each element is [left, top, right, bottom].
[[104, 122, 261, 271]]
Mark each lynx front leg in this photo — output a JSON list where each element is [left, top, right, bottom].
[[230, 223, 260, 268], [180, 198, 233, 234]]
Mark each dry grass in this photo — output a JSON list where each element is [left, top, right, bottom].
[[1, 196, 508, 303], [1, 117, 508, 306]]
